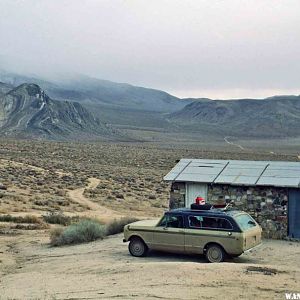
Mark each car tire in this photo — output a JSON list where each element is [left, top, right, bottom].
[[129, 237, 148, 257], [205, 244, 226, 263]]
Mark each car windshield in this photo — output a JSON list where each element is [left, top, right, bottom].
[[235, 214, 257, 231], [158, 215, 183, 228]]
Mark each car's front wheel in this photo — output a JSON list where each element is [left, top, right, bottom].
[[205, 244, 225, 263], [129, 237, 148, 257]]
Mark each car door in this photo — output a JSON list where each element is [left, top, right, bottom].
[[152, 214, 185, 253], [184, 215, 235, 254]]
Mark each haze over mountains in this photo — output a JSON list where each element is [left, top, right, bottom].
[[0, 70, 188, 112], [0, 82, 14, 96], [0, 69, 299, 141]]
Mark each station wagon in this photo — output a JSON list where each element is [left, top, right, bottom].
[[123, 208, 262, 262]]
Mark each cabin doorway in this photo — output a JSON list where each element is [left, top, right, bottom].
[[186, 183, 208, 208]]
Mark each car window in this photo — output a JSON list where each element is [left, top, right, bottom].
[[188, 215, 233, 230], [235, 214, 257, 231], [158, 215, 183, 228], [188, 216, 203, 228]]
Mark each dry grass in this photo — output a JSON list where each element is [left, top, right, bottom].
[[42, 211, 77, 226], [0, 214, 42, 224]]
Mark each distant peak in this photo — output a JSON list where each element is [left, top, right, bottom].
[[9, 83, 47, 100], [20, 83, 43, 96]]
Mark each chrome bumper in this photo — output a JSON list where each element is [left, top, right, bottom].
[[244, 242, 262, 253]]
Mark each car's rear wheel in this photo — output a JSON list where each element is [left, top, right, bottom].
[[129, 237, 148, 257], [205, 244, 225, 263]]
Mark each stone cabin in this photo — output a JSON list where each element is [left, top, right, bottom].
[[164, 159, 300, 239]]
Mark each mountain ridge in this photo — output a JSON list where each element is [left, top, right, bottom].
[[0, 83, 115, 140], [170, 96, 300, 138]]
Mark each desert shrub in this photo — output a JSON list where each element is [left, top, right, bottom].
[[115, 193, 124, 199], [50, 219, 106, 246], [20, 215, 42, 224], [106, 217, 139, 236], [42, 211, 75, 226], [13, 223, 49, 230], [56, 190, 66, 197], [0, 214, 42, 224], [152, 202, 162, 208], [0, 184, 7, 190], [50, 227, 64, 244]]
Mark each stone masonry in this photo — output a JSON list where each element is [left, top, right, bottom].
[[169, 182, 186, 209], [169, 182, 288, 239]]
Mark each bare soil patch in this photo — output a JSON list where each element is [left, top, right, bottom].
[[0, 232, 299, 299]]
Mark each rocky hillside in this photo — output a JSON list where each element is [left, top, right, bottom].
[[0, 83, 113, 140], [170, 96, 300, 138]]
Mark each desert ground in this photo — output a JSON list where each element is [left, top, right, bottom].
[[0, 139, 300, 299], [0, 230, 300, 300]]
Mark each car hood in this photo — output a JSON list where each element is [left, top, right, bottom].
[[129, 219, 160, 228]]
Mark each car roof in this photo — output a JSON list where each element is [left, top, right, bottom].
[[166, 208, 244, 218]]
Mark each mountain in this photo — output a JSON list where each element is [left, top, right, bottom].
[[1, 69, 300, 140], [169, 96, 300, 138], [0, 83, 114, 140], [0, 70, 189, 112]]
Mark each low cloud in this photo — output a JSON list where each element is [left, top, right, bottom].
[[1, 0, 299, 98]]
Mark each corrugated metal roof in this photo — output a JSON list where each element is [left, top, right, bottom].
[[163, 159, 300, 188]]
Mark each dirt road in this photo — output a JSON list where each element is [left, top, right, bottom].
[[7, 178, 123, 222], [68, 178, 122, 222], [224, 136, 246, 150], [0, 231, 299, 300]]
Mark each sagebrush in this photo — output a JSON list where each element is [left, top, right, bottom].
[[0, 214, 42, 224], [42, 211, 77, 226], [50, 216, 138, 246], [50, 219, 106, 246]]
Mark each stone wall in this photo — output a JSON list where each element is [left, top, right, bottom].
[[207, 184, 288, 239], [169, 182, 185, 210], [169, 182, 289, 239]]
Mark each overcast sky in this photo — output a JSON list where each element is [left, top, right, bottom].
[[0, 0, 299, 99]]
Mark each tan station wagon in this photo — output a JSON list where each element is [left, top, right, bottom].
[[123, 208, 262, 262]]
